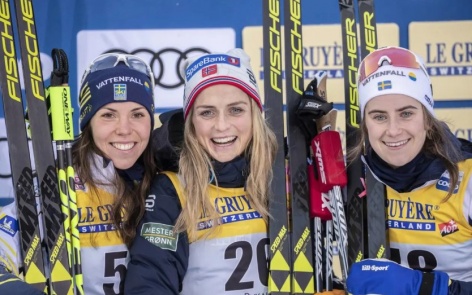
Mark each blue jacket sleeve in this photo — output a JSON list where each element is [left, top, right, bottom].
[[449, 280, 472, 294], [124, 174, 189, 295], [0, 266, 45, 295]]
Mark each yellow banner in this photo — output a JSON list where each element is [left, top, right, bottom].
[[242, 23, 398, 148], [409, 20, 472, 101], [242, 23, 399, 105], [437, 109, 472, 142]]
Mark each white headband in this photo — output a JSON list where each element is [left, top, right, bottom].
[[357, 46, 434, 118]]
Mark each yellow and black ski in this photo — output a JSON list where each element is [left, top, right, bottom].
[[338, 0, 366, 268], [356, 0, 389, 260], [0, 0, 47, 291], [263, 0, 292, 293], [282, 0, 315, 293], [12, 0, 74, 293]]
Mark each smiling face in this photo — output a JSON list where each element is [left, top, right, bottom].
[[364, 94, 428, 168], [90, 101, 151, 169], [191, 84, 253, 163]]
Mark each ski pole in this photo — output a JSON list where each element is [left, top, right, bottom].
[[309, 74, 350, 284], [49, 48, 84, 295], [307, 161, 333, 292], [311, 130, 349, 283], [304, 71, 334, 293]]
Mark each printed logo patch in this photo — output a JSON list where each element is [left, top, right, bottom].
[[0, 215, 18, 237], [141, 222, 178, 251], [114, 84, 127, 100], [377, 80, 392, 91], [361, 70, 406, 86], [306, 101, 322, 109], [439, 220, 459, 237], [408, 72, 417, 81], [186, 54, 241, 80], [424, 95, 434, 108], [227, 56, 240, 66], [436, 171, 462, 193]]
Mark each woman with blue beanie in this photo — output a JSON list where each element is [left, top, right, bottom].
[[0, 53, 157, 295]]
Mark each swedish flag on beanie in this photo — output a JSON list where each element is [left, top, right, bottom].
[[357, 47, 434, 118], [79, 64, 155, 131], [180, 48, 262, 120]]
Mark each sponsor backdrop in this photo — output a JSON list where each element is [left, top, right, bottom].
[[243, 23, 400, 144], [0, 0, 471, 205]]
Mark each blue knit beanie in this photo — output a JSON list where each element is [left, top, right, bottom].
[[79, 64, 155, 131]]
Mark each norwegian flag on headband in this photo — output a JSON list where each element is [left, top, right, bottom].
[[202, 64, 217, 77]]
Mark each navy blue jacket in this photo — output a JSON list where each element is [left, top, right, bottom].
[[0, 267, 45, 295]]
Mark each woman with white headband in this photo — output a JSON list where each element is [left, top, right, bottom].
[[346, 46, 472, 295]]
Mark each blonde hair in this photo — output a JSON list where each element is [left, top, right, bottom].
[[175, 99, 277, 240], [348, 105, 462, 202]]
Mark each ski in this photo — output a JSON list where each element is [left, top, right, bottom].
[[337, 0, 366, 267], [283, 0, 315, 293], [357, 0, 377, 57], [263, 0, 292, 294], [0, 0, 47, 291], [356, 0, 389, 259], [12, 0, 73, 294]]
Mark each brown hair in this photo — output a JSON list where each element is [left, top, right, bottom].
[[72, 125, 156, 247], [348, 105, 462, 202]]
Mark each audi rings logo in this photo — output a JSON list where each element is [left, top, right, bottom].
[[103, 47, 210, 89]]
